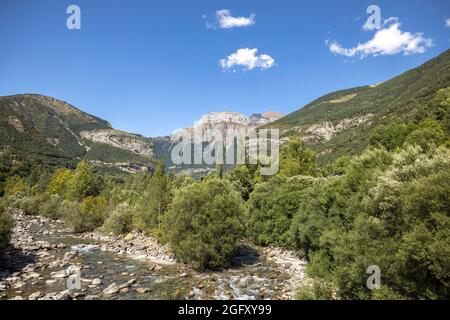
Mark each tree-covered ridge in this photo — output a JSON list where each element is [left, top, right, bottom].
[[265, 49, 450, 163]]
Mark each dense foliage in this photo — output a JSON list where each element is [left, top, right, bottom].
[[163, 178, 244, 270], [0, 202, 13, 254], [246, 175, 317, 247]]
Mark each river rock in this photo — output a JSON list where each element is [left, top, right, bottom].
[[25, 271, 41, 280], [136, 288, 148, 294], [124, 233, 136, 241], [66, 265, 81, 275], [103, 283, 119, 295], [29, 291, 42, 300], [92, 278, 102, 285], [12, 281, 26, 289], [53, 290, 71, 300], [52, 270, 69, 278], [57, 243, 67, 249]]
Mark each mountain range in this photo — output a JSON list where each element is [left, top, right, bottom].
[[1, 48, 449, 174]]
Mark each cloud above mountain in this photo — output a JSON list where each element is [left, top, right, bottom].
[[220, 48, 275, 71], [328, 18, 433, 58], [205, 9, 256, 29]]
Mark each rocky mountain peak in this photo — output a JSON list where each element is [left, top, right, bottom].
[[180, 111, 283, 136]]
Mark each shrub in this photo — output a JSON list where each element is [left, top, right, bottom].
[[60, 200, 81, 226], [103, 203, 133, 235], [63, 196, 108, 233], [17, 196, 41, 216], [40, 193, 63, 220], [163, 178, 244, 270], [4, 176, 27, 196], [0, 202, 13, 254], [295, 280, 334, 300]]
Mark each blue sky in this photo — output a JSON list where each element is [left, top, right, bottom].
[[0, 0, 449, 137]]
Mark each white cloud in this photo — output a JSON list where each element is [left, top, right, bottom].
[[220, 48, 275, 71], [206, 9, 256, 29], [329, 19, 433, 58], [446, 18, 450, 27]]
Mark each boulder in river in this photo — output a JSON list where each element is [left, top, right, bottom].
[[103, 283, 119, 295], [29, 291, 42, 300], [124, 233, 136, 242], [136, 288, 148, 294]]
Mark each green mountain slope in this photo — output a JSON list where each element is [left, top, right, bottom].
[[0, 94, 155, 171], [265, 49, 450, 162]]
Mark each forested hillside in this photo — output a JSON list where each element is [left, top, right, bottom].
[[266, 49, 450, 163]]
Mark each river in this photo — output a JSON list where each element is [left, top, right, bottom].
[[0, 212, 307, 300]]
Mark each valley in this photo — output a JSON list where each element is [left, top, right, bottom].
[[1, 49, 449, 301]]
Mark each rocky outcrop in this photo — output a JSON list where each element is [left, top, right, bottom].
[[80, 129, 154, 157], [7, 116, 24, 133], [283, 113, 374, 143], [178, 111, 283, 138]]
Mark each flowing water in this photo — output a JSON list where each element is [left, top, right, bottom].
[[0, 215, 293, 300]]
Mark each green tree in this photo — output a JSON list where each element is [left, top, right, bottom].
[[133, 160, 171, 233], [47, 168, 73, 196], [163, 178, 244, 270], [103, 203, 133, 235], [279, 138, 317, 178], [246, 175, 317, 247], [63, 196, 108, 233], [370, 123, 413, 151], [0, 202, 13, 254], [4, 176, 27, 196], [404, 118, 446, 151], [427, 87, 450, 132], [65, 161, 103, 201], [226, 164, 262, 201]]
